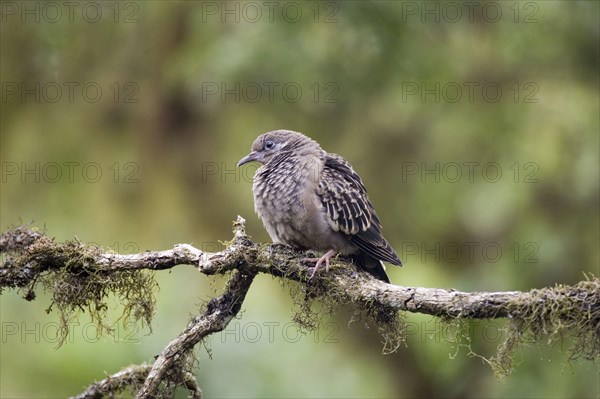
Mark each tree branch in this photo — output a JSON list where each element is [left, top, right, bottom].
[[71, 364, 152, 399], [1, 217, 598, 397], [135, 269, 256, 399], [2, 218, 596, 319]]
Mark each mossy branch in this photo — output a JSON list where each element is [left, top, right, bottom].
[[71, 364, 153, 399], [1, 217, 598, 397], [135, 269, 256, 399]]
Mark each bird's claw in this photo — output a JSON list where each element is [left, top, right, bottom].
[[302, 249, 336, 280]]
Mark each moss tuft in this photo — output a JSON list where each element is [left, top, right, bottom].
[[1, 227, 157, 347], [284, 256, 406, 353], [488, 276, 600, 378], [440, 276, 600, 379]]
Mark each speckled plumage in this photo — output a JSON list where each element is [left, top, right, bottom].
[[238, 130, 402, 282]]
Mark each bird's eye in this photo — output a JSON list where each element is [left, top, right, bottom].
[[264, 140, 275, 150]]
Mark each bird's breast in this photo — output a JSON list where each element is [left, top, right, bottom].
[[252, 158, 329, 249]]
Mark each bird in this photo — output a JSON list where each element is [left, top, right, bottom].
[[237, 129, 402, 283]]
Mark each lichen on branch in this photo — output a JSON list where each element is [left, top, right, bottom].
[[0, 226, 157, 347], [1, 217, 599, 396]]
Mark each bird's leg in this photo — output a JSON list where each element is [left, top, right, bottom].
[[302, 249, 337, 279]]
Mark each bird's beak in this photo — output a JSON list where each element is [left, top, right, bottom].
[[237, 151, 261, 167]]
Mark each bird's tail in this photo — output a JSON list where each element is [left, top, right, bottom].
[[352, 254, 391, 283]]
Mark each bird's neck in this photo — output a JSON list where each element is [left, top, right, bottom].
[[259, 153, 324, 184]]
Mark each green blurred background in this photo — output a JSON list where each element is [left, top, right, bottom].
[[1, 1, 598, 398]]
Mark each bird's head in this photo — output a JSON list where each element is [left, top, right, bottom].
[[238, 130, 321, 166]]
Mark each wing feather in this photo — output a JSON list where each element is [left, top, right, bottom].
[[317, 154, 402, 266]]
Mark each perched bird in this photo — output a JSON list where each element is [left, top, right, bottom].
[[238, 130, 402, 283]]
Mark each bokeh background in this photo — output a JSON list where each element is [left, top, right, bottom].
[[1, 1, 599, 398]]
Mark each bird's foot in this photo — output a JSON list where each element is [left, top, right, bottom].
[[302, 249, 337, 279]]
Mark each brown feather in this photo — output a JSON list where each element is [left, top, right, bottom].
[[317, 154, 402, 266]]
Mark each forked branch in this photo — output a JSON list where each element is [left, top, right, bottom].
[[1, 217, 598, 398]]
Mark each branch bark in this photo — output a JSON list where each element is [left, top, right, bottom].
[[135, 269, 256, 399], [72, 364, 152, 399], [2, 217, 595, 320], [1, 217, 598, 398]]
